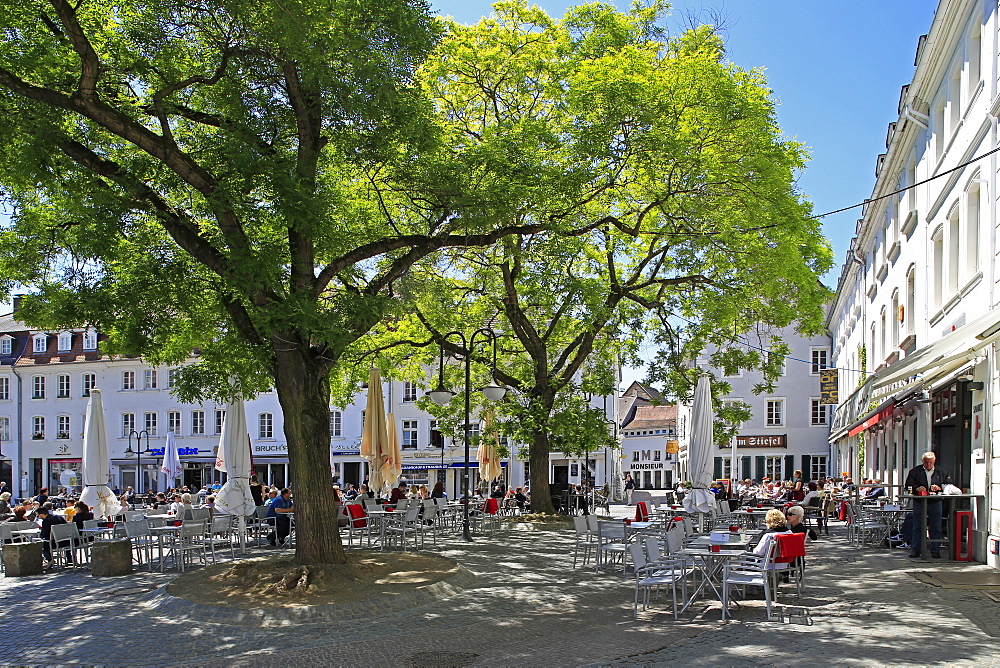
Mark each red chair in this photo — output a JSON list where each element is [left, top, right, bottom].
[[484, 498, 500, 515], [343, 504, 368, 546], [774, 532, 807, 596], [635, 502, 650, 522]]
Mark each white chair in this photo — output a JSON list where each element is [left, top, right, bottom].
[[594, 521, 628, 572], [204, 515, 237, 562], [721, 538, 779, 620], [628, 543, 687, 620], [384, 507, 422, 551], [123, 520, 156, 569], [165, 521, 208, 572], [572, 515, 594, 569], [49, 523, 90, 570]]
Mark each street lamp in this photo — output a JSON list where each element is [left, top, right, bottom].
[[125, 429, 150, 502], [427, 328, 506, 542]]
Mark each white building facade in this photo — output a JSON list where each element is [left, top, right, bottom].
[[827, 0, 1000, 564]]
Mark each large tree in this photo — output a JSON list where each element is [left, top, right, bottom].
[[0, 0, 545, 564], [383, 2, 832, 512]]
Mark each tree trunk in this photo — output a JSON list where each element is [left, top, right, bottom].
[[273, 343, 346, 565], [529, 428, 555, 514]]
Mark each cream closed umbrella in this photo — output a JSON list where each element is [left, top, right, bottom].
[[683, 373, 716, 515], [360, 368, 390, 497], [214, 400, 255, 553], [160, 431, 183, 489], [79, 389, 122, 519], [478, 410, 502, 483]]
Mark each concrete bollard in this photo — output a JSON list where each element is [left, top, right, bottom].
[[2, 541, 44, 576], [91, 539, 133, 577]]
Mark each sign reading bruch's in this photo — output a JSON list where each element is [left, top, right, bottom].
[[820, 368, 839, 405], [720, 434, 787, 448]]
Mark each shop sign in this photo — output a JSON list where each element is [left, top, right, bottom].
[[629, 461, 666, 471], [720, 434, 787, 448], [820, 369, 839, 405]]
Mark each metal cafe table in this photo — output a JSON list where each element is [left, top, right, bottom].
[[901, 493, 985, 560]]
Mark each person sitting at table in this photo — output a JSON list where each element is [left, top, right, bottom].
[[784, 505, 817, 540], [203, 495, 216, 510], [344, 484, 359, 500], [513, 487, 528, 511], [0, 492, 12, 520], [389, 482, 408, 505], [34, 487, 49, 506], [70, 501, 93, 531], [1, 505, 30, 524], [418, 484, 430, 500], [266, 488, 294, 546], [36, 506, 67, 567], [750, 508, 791, 558], [430, 481, 447, 499], [169, 493, 192, 516], [864, 480, 886, 501], [490, 484, 505, 499]]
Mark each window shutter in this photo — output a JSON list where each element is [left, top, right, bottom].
[[785, 455, 795, 480], [801, 455, 812, 482], [741, 456, 751, 481], [713, 457, 723, 481], [755, 456, 765, 481]]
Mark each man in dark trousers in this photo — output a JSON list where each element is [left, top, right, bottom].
[[266, 488, 294, 547], [37, 506, 67, 567], [903, 451, 953, 558]]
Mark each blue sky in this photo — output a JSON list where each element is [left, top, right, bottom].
[[430, 0, 941, 287]]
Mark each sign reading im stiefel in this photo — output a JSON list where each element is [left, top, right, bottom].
[[820, 368, 839, 405]]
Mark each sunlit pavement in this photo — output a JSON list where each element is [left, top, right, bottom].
[[2, 505, 999, 667]]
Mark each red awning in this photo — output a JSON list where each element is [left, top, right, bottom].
[[847, 399, 896, 437]]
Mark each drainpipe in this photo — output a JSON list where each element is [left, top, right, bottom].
[[903, 105, 930, 129], [11, 361, 23, 500]]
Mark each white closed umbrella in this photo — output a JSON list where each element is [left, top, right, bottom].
[[214, 400, 255, 553], [478, 410, 502, 483], [385, 413, 402, 485], [160, 431, 183, 489], [683, 373, 716, 515], [79, 389, 122, 519], [360, 368, 390, 497]]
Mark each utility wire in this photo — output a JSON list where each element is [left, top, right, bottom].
[[810, 144, 1000, 219]]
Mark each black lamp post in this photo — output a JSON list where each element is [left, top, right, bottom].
[[125, 429, 150, 501], [427, 329, 507, 542]]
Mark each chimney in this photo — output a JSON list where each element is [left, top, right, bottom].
[[11, 295, 22, 313]]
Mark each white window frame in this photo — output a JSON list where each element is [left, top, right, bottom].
[[57, 415, 70, 439], [330, 411, 342, 438], [82, 373, 96, 397], [168, 368, 179, 388], [259, 412, 273, 439], [402, 419, 418, 449], [0, 416, 9, 441], [191, 410, 205, 435], [810, 455, 828, 481], [215, 409, 226, 435], [0, 376, 9, 401], [57, 374, 70, 398], [764, 455, 783, 481], [810, 398, 828, 426], [0, 336, 12, 356], [765, 398, 785, 427], [168, 411, 181, 434], [809, 348, 829, 376], [32, 416, 45, 439], [121, 413, 135, 438], [144, 412, 158, 436], [143, 369, 157, 390], [32, 375, 45, 399], [82, 329, 98, 350], [32, 334, 47, 354], [57, 331, 72, 352], [122, 370, 135, 391], [402, 381, 418, 402]]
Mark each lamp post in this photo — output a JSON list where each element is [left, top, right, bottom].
[[125, 429, 150, 502], [427, 329, 507, 542]]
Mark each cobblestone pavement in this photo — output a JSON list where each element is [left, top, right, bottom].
[[2, 505, 1000, 667]]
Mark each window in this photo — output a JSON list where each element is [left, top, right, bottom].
[[429, 420, 443, 448], [890, 291, 900, 351], [330, 411, 342, 437], [810, 455, 828, 481], [0, 377, 8, 401], [764, 456, 783, 481], [191, 410, 205, 435], [721, 399, 742, 430], [57, 374, 70, 398], [402, 382, 418, 402], [168, 368, 179, 388], [215, 409, 226, 435], [632, 451, 640, 462], [82, 373, 96, 397], [932, 227, 944, 308], [948, 64, 961, 136], [32, 416, 44, 439], [32, 334, 47, 354], [144, 369, 157, 390], [168, 411, 181, 434], [0, 336, 11, 356], [947, 204, 960, 294], [965, 180, 980, 279], [402, 419, 418, 449], [467, 422, 481, 445], [57, 331, 72, 351], [967, 25, 981, 91], [32, 375, 45, 399], [259, 413, 273, 439], [932, 92, 946, 158], [144, 412, 157, 436], [766, 399, 784, 427], [905, 266, 916, 337], [0, 417, 8, 441], [653, 450, 661, 461], [122, 370, 135, 391], [57, 415, 70, 439], [768, 351, 785, 376], [121, 413, 135, 438], [810, 399, 828, 426], [810, 349, 828, 375], [82, 329, 98, 350]]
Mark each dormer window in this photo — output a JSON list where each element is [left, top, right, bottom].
[[57, 331, 72, 352], [32, 333, 48, 354], [0, 336, 11, 356], [82, 329, 98, 350]]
